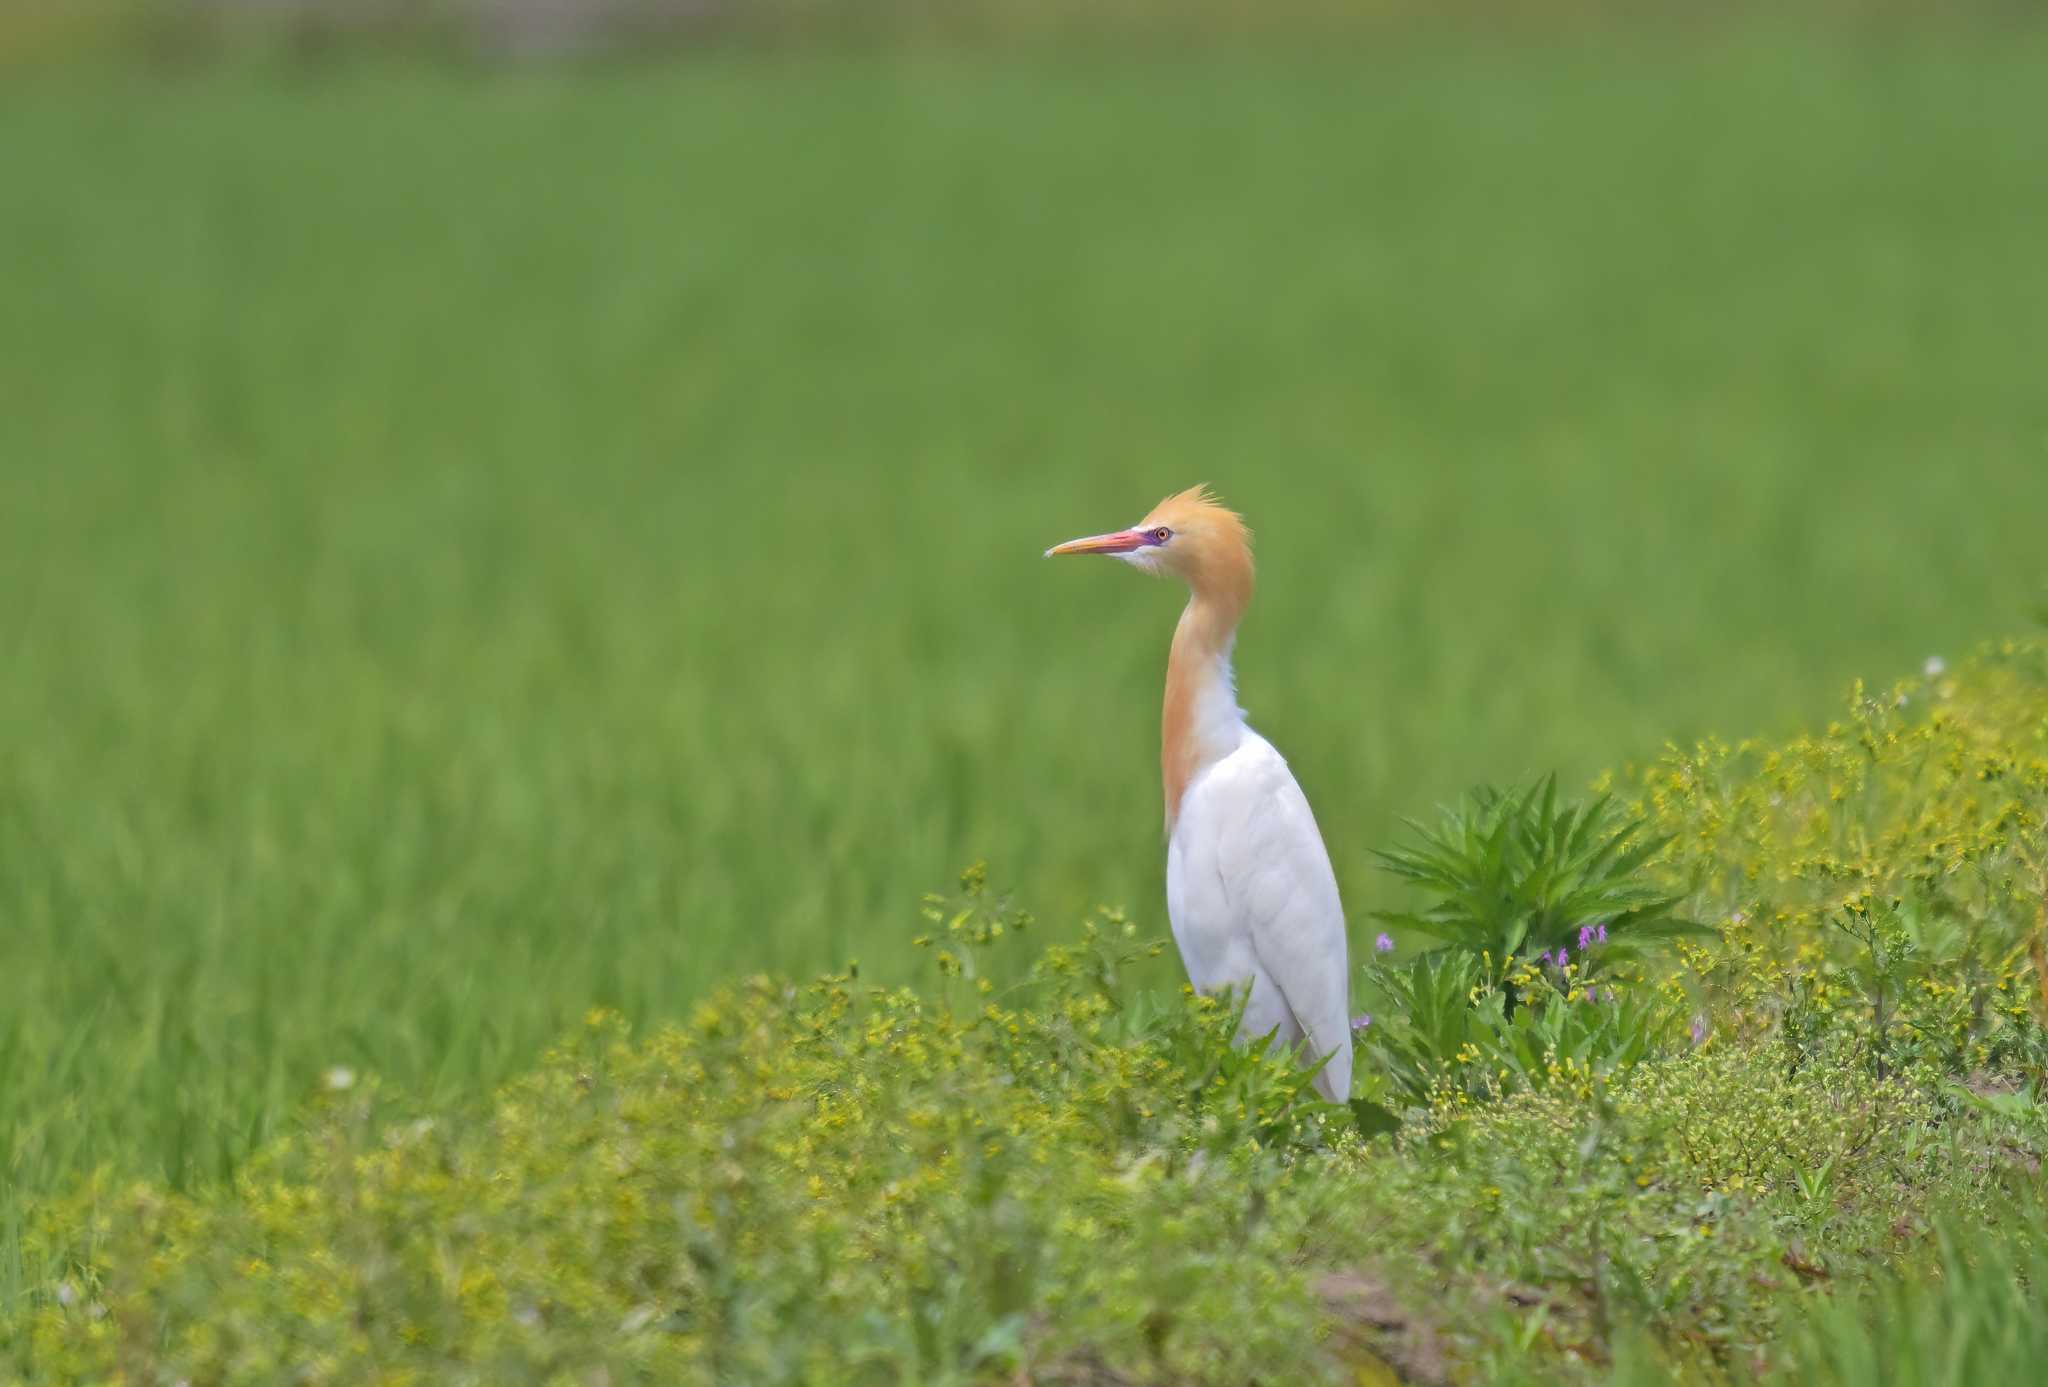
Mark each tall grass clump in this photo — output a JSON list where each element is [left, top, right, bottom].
[[1761, 1211, 2048, 1387]]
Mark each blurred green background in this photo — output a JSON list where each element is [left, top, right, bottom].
[[3, 0, 2046, 1257]]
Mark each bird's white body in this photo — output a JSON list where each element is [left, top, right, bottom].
[[1166, 725, 1353, 1103], [1047, 487, 1353, 1104]]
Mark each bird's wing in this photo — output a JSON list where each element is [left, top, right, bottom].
[[1204, 734, 1353, 1100]]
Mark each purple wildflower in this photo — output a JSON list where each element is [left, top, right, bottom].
[[1557, 945, 1569, 966], [1596, 923, 1607, 944], [1351, 1013, 1373, 1033], [1689, 1014, 1709, 1046], [1579, 924, 1594, 950], [1374, 932, 1395, 953], [1534, 949, 1552, 967]]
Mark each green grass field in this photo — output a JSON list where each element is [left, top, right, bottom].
[[4, 14, 2047, 1289]]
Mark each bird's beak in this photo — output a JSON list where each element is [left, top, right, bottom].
[[1044, 528, 1146, 559]]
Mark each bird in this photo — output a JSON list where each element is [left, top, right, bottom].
[[1046, 486, 1352, 1103]]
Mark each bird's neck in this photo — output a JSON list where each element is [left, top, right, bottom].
[[1162, 591, 1248, 832]]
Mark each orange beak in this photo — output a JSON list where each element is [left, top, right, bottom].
[[1045, 528, 1147, 558]]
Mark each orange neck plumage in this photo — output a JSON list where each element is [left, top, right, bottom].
[[1160, 537, 1253, 831]]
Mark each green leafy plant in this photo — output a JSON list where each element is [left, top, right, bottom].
[[1350, 779, 1705, 1108], [1355, 948, 1683, 1107], [1371, 776, 1704, 984]]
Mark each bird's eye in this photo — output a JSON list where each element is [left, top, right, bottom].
[[1151, 527, 1172, 544]]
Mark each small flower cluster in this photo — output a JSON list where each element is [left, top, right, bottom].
[[1531, 922, 1607, 971]]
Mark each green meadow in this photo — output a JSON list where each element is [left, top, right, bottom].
[[4, 10, 2048, 1340]]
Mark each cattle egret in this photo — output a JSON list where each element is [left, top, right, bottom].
[[1047, 486, 1352, 1102]]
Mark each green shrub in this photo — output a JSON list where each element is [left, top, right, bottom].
[[1372, 775, 1704, 983], [1355, 776, 1699, 1108], [6, 892, 1369, 1387], [9, 642, 2048, 1385], [12, 931, 2040, 1387], [1635, 640, 2048, 1081], [1354, 948, 1683, 1108], [1388, 1029, 2042, 1379]]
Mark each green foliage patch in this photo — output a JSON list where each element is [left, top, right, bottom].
[[1370, 775, 1698, 969], [10, 643, 2048, 1384]]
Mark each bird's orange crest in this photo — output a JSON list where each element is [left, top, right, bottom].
[[1141, 485, 1253, 557]]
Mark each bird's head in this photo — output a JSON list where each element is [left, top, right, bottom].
[[1045, 485, 1253, 603]]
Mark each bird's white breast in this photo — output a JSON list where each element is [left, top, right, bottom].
[[1164, 730, 1353, 1100]]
